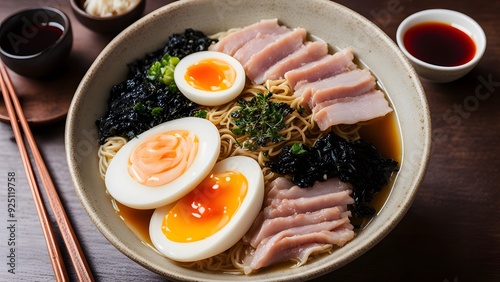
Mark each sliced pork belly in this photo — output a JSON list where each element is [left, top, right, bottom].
[[209, 19, 286, 55], [244, 226, 355, 273], [266, 177, 351, 205], [243, 243, 330, 274], [264, 189, 354, 219], [297, 69, 376, 109], [259, 40, 328, 84], [246, 206, 346, 248], [314, 90, 393, 130], [247, 218, 350, 266], [261, 243, 332, 273], [265, 177, 294, 196], [246, 28, 307, 84], [233, 30, 290, 65], [246, 178, 353, 240], [242, 175, 356, 273], [286, 47, 357, 89]]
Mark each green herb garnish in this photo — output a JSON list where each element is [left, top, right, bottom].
[[151, 107, 164, 116], [133, 102, 164, 117], [147, 54, 180, 86], [133, 102, 146, 113], [231, 92, 294, 150], [291, 142, 307, 155], [194, 109, 207, 119]]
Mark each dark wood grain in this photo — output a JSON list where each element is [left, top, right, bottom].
[[1, 0, 498, 281]]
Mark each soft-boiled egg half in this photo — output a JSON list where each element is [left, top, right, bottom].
[[174, 51, 246, 106], [105, 117, 220, 210], [149, 156, 264, 262]]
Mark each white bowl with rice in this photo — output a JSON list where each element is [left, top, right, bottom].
[[70, 0, 145, 34]]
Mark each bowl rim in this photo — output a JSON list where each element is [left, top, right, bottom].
[[395, 8, 487, 71], [0, 6, 72, 59], [65, 0, 432, 280]]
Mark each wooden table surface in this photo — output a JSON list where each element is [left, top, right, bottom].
[[1, 0, 498, 281]]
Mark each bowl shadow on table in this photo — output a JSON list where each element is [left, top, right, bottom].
[[324, 207, 465, 282], [0, 43, 94, 126], [425, 64, 498, 112], [29, 51, 91, 83]]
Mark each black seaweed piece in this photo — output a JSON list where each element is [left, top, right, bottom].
[[265, 132, 399, 217], [162, 28, 217, 59], [96, 79, 197, 144], [95, 29, 217, 144]]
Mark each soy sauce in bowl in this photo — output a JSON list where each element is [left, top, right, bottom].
[[396, 9, 486, 83], [403, 21, 476, 67], [0, 7, 72, 78], [0, 22, 64, 56]]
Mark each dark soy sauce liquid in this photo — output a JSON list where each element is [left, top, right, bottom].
[[1, 23, 63, 56], [403, 21, 476, 67]]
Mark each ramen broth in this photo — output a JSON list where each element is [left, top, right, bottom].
[[113, 110, 402, 249], [359, 111, 401, 212]]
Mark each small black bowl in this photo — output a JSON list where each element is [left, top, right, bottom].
[[0, 7, 73, 78], [70, 0, 146, 34]]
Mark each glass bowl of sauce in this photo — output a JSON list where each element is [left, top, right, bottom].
[[0, 7, 72, 78], [396, 9, 486, 83]]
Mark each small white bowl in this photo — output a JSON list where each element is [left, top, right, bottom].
[[396, 9, 486, 83]]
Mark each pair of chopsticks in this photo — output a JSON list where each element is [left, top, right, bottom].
[[0, 62, 94, 281]]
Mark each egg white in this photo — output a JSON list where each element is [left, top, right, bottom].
[[149, 156, 264, 262], [174, 51, 246, 106], [105, 117, 220, 210]]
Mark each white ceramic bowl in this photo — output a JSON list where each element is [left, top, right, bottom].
[[396, 9, 486, 83], [65, 0, 431, 280]]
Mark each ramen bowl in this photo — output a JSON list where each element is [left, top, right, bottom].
[[65, 0, 431, 280]]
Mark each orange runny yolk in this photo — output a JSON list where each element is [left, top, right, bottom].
[[184, 58, 236, 92], [161, 171, 248, 242]]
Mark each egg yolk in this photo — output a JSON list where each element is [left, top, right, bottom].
[[184, 58, 236, 92], [161, 171, 248, 242], [128, 130, 198, 187]]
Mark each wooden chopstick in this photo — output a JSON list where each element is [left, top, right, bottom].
[[0, 62, 94, 282], [0, 69, 68, 281]]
